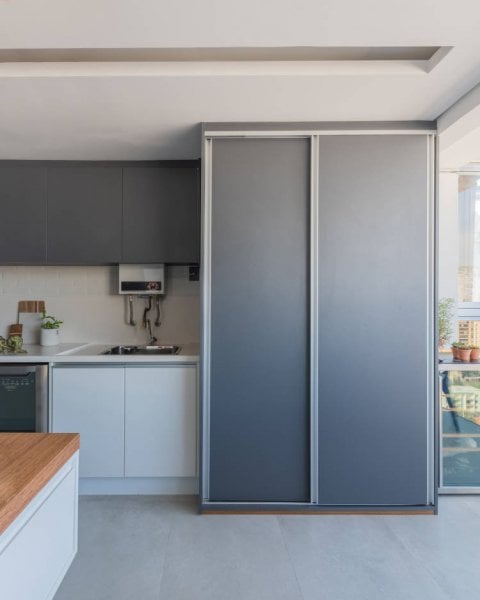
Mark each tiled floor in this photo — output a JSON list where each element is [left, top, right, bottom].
[[55, 496, 480, 600]]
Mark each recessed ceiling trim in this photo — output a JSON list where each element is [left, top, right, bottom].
[[0, 46, 446, 63], [0, 60, 443, 78], [0, 46, 453, 77]]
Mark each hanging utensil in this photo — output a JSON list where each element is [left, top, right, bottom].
[[155, 296, 162, 327], [127, 295, 136, 326], [142, 296, 152, 328], [142, 296, 157, 344]]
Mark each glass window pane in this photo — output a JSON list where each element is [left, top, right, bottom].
[[458, 175, 480, 302], [458, 320, 480, 347], [441, 370, 480, 487]]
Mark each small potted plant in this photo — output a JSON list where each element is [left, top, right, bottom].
[[457, 343, 472, 362], [451, 342, 461, 360], [40, 310, 63, 346], [471, 345, 480, 361]]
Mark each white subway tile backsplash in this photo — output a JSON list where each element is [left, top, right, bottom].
[[0, 266, 200, 344]]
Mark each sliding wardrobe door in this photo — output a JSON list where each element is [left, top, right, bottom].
[[317, 134, 433, 505], [207, 138, 310, 502]]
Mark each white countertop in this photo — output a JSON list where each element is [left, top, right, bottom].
[[0, 343, 199, 364]]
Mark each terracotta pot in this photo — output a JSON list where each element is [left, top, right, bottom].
[[471, 348, 480, 361], [451, 346, 459, 360], [458, 348, 472, 362]]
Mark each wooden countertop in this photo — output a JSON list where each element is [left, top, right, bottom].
[[0, 433, 80, 535]]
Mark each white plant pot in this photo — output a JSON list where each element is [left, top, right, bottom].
[[40, 328, 61, 347]]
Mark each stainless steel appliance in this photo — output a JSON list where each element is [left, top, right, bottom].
[[0, 365, 48, 432]]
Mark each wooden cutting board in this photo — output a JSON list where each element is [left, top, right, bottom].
[[17, 300, 45, 344]]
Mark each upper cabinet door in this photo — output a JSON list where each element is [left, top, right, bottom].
[[122, 166, 200, 264], [0, 166, 47, 264], [47, 166, 122, 264]]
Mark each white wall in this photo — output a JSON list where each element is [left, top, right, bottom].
[[0, 265, 199, 345]]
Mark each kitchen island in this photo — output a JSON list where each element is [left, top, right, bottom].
[[0, 433, 80, 600]]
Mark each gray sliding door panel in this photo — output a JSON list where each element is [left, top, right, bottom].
[[209, 138, 310, 502], [0, 166, 47, 264], [317, 135, 431, 505], [47, 166, 122, 264]]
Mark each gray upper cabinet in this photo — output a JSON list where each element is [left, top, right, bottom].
[[0, 165, 47, 264], [47, 166, 123, 264], [0, 161, 199, 266], [122, 165, 200, 264]]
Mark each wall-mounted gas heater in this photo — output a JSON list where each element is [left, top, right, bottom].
[[118, 264, 165, 295]]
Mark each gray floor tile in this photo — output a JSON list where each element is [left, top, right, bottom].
[[56, 495, 480, 600], [279, 514, 452, 600], [55, 496, 193, 600], [158, 513, 303, 600], [456, 494, 480, 516], [383, 496, 480, 600]]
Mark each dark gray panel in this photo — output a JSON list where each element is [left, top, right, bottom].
[[209, 138, 310, 502], [122, 166, 199, 264], [0, 166, 47, 264], [47, 166, 122, 264], [317, 135, 430, 505]]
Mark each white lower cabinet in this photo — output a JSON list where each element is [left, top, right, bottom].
[[125, 366, 197, 477], [52, 367, 125, 478], [51, 364, 197, 483]]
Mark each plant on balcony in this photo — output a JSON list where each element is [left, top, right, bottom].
[[451, 341, 461, 360], [439, 297, 455, 350], [471, 345, 480, 361], [454, 342, 471, 362]]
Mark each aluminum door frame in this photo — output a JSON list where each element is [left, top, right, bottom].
[[200, 125, 437, 509]]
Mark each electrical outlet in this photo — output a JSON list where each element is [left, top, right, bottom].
[[188, 265, 200, 281]]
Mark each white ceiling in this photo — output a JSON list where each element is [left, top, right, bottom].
[[440, 127, 480, 169], [1, 0, 480, 159]]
